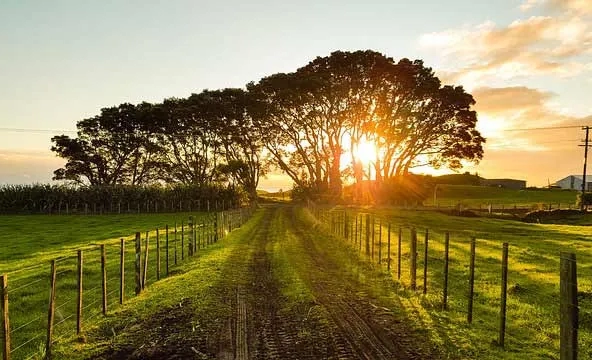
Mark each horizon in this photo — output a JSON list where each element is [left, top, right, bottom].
[[1, 0, 592, 189]]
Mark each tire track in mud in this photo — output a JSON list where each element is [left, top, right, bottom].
[[245, 205, 314, 360], [284, 206, 435, 360]]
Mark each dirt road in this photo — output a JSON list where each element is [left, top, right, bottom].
[[87, 205, 441, 359]]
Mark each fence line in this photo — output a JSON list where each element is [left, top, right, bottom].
[[307, 205, 582, 358], [0, 205, 256, 359]]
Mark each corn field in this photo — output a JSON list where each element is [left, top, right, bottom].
[[0, 184, 243, 214]]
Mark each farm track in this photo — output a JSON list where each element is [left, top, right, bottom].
[[86, 205, 439, 359], [285, 206, 432, 360]]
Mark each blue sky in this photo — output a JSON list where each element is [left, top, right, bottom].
[[1, 0, 591, 188]]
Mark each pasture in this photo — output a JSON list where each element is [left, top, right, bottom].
[[432, 185, 578, 207], [0, 212, 219, 359], [321, 205, 592, 359], [1, 192, 591, 359]]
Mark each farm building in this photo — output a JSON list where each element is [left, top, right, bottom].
[[553, 175, 592, 190], [479, 178, 526, 190]]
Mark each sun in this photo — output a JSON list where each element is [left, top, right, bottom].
[[354, 139, 376, 165]]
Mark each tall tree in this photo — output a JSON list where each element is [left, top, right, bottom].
[[154, 93, 226, 185], [51, 102, 162, 185], [249, 51, 485, 200], [371, 59, 485, 180], [211, 88, 268, 201], [248, 73, 331, 195]]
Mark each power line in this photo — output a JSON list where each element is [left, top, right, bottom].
[[503, 125, 584, 132], [0, 127, 76, 134], [485, 139, 579, 149]]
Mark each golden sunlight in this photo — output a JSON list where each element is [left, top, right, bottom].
[[354, 139, 377, 165]]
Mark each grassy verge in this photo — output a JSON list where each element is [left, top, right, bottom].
[[1, 211, 230, 359], [53, 208, 264, 359], [314, 206, 592, 359]]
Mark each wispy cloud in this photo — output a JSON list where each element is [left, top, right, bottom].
[[419, 9, 592, 87], [521, 0, 592, 15], [469, 85, 591, 157]]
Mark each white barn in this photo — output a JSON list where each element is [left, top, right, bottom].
[[554, 175, 592, 190]]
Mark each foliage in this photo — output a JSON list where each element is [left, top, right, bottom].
[[576, 192, 592, 208], [51, 90, 265, 199], [50, 49, 485, 203], [51, 103, 163, 185], [0, 183, 242, 214], [248, 50, 485, 201]]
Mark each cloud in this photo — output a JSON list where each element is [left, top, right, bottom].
[[463, 85, 591, 185], [521, 0, 592, 15], [419, 12, 592, 87], [471, 86, 591, 152], [0, 150, 64, 185], [472, 86, 555, 115]]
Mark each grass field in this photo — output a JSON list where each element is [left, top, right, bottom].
[[3, 196, 591, 359], [0, 211, 230, 359], [318, 205, 592, 359], [56, 206, 443, 359], [432, 185, 578, 207]]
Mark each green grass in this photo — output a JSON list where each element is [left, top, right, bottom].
[[54, 208, 264, 359], [0, 210, 246, 359], [432, 185, 578, 207], [316, 206, 592, 359]]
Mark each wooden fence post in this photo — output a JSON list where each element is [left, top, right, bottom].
[[354, 215, 358, 247], [181, 221, 185, 260], [45, 260, 57, 359], [119, 239, 124, 305], [359, 216, 363, 253], [467, 237, 476, 324], [165, 225, 169, 277], [135, 232, 141, 295], [214, 213, 219, 243], [423, 229, 429, 295], [101, 244, 107, 315], [378, 220, 382, 264], [156, 229, 160, 281], [371, 217, 375, 261], [77, 250, 83, 334], [344, 212, 348, 239], [443, 232, 450, 310], [499, 243, 509, 347], [1, 274, 10, 360], [397, 227, 402, 280], [365, 214, 370, 256], [387, 223, 391, 272], [199, 216, 203, 249], [560, 252, 578, 360], [174, 223, 178, 266], [410, 228, 417, 290], [142, 233, 149, 289], [188, 217, 193, 257]]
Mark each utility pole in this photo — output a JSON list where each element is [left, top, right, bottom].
[[580, 126, 590, 211]]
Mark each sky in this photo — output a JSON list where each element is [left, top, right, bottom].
[[1, 0, 591, 190]]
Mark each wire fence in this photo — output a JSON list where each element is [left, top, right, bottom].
[[307, 204, 590, 359], [0, 205, 256, 360]]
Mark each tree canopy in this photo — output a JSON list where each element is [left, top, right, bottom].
[[51, 49, 485, 203]]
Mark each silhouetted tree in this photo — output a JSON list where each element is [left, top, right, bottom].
[[51, 103, 163, 185]]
